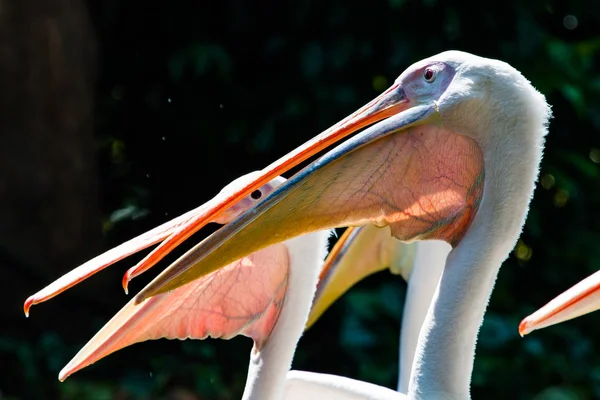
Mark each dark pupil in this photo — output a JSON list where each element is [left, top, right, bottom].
[[424, 69, 433, 80], [250, 190, 262, 200]]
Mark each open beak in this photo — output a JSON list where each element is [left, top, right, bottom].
[[519, 270, 600, 336], [23, 172, 286, 316], [305, 224, 416, 330]]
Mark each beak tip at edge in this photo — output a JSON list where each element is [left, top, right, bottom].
[[23, 296, 34, 318], [518, 317, 534, 337], [122, 273, 131, 295], [59, 366, 72, 382]]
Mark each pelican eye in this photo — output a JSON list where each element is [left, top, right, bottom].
[[423, 68, 436, 83], [250, 190, 262, 200]]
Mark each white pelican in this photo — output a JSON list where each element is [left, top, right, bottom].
[[25, 173, 404, 399], [29, 173, 335, 400], [519, 270, 600, 336], [25, 51, 551, 399]]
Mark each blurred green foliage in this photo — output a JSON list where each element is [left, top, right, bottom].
[[3, 0, 600, 399]]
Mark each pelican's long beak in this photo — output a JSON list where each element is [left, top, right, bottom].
[[305, 225, 415, 330], [134, 81, 484, 303], [519, 271, 600, 336], [23, 84, 406, 314]]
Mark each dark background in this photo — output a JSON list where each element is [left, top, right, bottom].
[[1, 1, 599, 399]]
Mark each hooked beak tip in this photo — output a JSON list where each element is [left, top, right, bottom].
[[518, 318, 534, 337], [24, 296, 34, 317], [122, 273, 132, 295]]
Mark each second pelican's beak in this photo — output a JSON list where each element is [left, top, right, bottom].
[[305, 225, 416, 330], [519, 271, 600, 336]]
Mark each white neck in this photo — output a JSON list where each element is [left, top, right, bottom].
[[408, 78, 548, 399], [398, 240, 450, 394], [242, 230, 331, 400]]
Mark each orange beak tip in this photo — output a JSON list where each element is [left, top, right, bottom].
[[23, 296, 34, 318], [122, 273, 131, 295], [518, 318, 533, 337]]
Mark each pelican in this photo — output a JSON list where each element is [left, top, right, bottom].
[[26, 173, 406, 399], [519, 270, 600, 336], [305, 225, 450, 393], [29, 173, 336, 400], [26, 51, 551, 399]]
